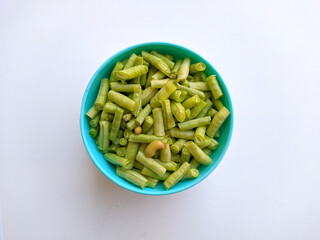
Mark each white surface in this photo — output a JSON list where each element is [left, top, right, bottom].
[[1, 0, 320, 239]]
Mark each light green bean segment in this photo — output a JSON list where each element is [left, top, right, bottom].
[[124, 129, 132, 139], [197, 99, 213, 118], [212, 99, 224, 111], [150, 50, 175, 69], [116, 147, 127, 157], [202, 147, 213, 156], [155, 159, 178, 171], [185, 141, 212, 166], [207, 108, 218, 117], [126, 118, 139, 131], [189, 82, 210, 91], [150, 79, 169, 88], [110, 62, 125, 82], [177, 84, 205, 99], [171, 154, 181, 163], [110, 83, 140, 92], [151, 71, 166, 80], [185, 109, 191, 120], [136, 104, 152, 126], [166, 128, 195, 140], [163, 162, 190, 190], [195, 136, 211, 149], [141, 167, 170, 180], [177, 58, 191, 82], [146, 66, 158, 87], [170, 139, 188, 154], [161, 100, 176, 130], [170, 59, 182, 79], [146, 177, 159, 188], [119, 138, 128, 146], [133, 56, 144, 84], [141, 116, 154, 134], [181, 168, 200, 180], [152, 108, 165, 137], [108, 90, 137, 112], [129, 134, 166, 143], [107, 143, 119, 153], [104, 153, 130, 169], [86, 106, 100, 119], [142, 87, 157, 106], [89, 125, 99, 138], [97, 121, 109, 152], [150, 81, 177, 108], [142, 51, 171, 77], [122, 113, 132, 122], [194, 126, 207, 144], [160, 143, 171, 163], [125, 141, 140, 169], [170, 90, 187, 103], [89, 112, 101, 128], [205, 136, 219, 150], [101, 111, 113, 121], [132, 87, 142, 117], [94, 78, 109, 110], [171, 102, 186, 123], [180, 147, 192, 164], [206, 107, 230, 138], [116, 167, 148, 189], [189, 62, 206, 73], [206, 75, 223, 100], [123, 53, 137, 69], [189, 100, 207, 119], [178, 116, 211, 131], [136, 152, 167, 177], [109, 108, 124, 143], [189, 159, 200, 169], [103, 102, 120, 114], [182, 95, 201, 109], [115, 65, 148, 81]]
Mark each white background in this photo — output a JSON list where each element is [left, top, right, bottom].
[[1, 0, 320, 239]]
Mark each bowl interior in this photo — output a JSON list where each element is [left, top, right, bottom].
[[80, 42, 233, 195]]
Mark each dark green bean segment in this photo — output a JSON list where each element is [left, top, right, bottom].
[[189, 62, 206, 73], [89, 112, 101, 128], [116, 167, 148, 189], [115, 65, 148, 81], [89, 125, 99, 138], [178, 116, 211, 131], [104, 153, 130, 169], [200, 72, 208, 81], [94, 78, 109, 111], [116, 147, 127, 157], [142, 51, 171, 77], [206, 75, 223, 100], [177, 58, 191, 82], [119, 138, 128, 146], [164, 162, 190, 190], [206, 106, 230, 138], [133, 161, 144, 170]]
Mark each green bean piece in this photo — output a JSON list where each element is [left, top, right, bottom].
[[129, 134, 166, 143], [206, 75, 223, 100], [164, 162, 190, 190], [141, 116, 154, 134], [124, 129, 132, 139], [119, 138, 128, 146], [189, 159, 200, 169], [171, 154, 181, 163], [97, 121, 110, 152], [214, 129, 220, 138], [140, 71, 147, 87], [160, 143, 171, 163], [170, 139, 188, 154], [146, 127, 154, 135], [150, 50, 175, 69], [193, 72, 201, 82], [138, 143, 148, 153], [194, 126, 207, 144], [120, 118, 126, 130], [109, 108, 124, 143], [177, 58, 191, 82], [116, 167, 148, 189], [161, 100, 176, 130], [181, 168, 200, 180], [185, 141, 212, 166], [146, 66, 158, 87], [207, 108, 218, 117], [107, 143, 119, 153], [89, 125, 99, 138], [170, 90, 187, 103], [133, 56, 144, 84], [108, 90, 137, 111], [202, 147, 213, 156], [152, 108, 165, 136], [115, 65, 148, 82], [189, 62, 206, 73], [152, 71, 166, 80], [182, 95, 201, 109], [189, 100, 207, 119], [150, 81, 177, 108], [136, 152, 166, 177], [171, 102, 186, 123], [126, 118, 139, 131], [142, 51, 171, 77], [176, 84, 205, 99], [180, 79, 190, 87], [86, 106, 100, 119], [132, 86, 142, 117], [123, 53, 137, 69], [170, 59, 182, 79], [116, 147, 127, 157], [205, 137, 219, 150], [206, 107, 230, 138], [125, 141, 140, 169], [142, 87, 157, 106], [94, 78, 109, 111], [197, 99, 213, 118], [200, 72, 208, 81], [146, 177, 159, 188], [133, 161, 144, 170], [155, 159, 178, 171], [110, 83, 140, 92], [166, 54, 174, 61], [150, 79, 169, 88], [141, 167, 170, 180], [104, 153, 130, 169], [123, 113, 132, 122], [101, 111, 113, 121], [185, 109, 191, 120], [103, 102, 120, 114], [166, 128, 195, 140], [195, 136, 211, 149], [203, 92, 212, 99], [136, 104, 152, 126], [110, 62, 125, 82], [212, 99, 224, 111], [117, 128, 124, 138], [189, 82, 210, 91], [89, 112, 101, 128], [180, 147, 191, 164], [178, 116, 211, 131]]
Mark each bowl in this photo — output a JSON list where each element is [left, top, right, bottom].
[[80, 42, 233, 195]]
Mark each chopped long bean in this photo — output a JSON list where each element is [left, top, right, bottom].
[[212, 99, 224, 111], [171, 102, 186, 122], [141, 115, 154, 134], [123, 53, 137, 69], [178, 116, 211, 131], [104, 153, 130, 169], [150, 50, 175, 69], [150, 81, 177, 108], [194, 126, 207, 144], [181, 168, 199, 180], [136, 104, 152, 125], [109, 108, 124, 143], [189, 82, 210, 91], [129, 134, 166, 143], [110, 83, 140, 92], [161, 100, 176, 130], [115, 65, 148, 81], [189, 100, 207, 119], [152, 108, 165, 136], [206, 106, 230, 138], [166, 128, 195, 140], [142, 87, 157, 106], [163, 162, 190, 190], [136, 151, 166, 177], [132, 86, 142, 117], [189, 62, 206, 73], [125, 141, 140, 169], [170, 59, 182, 79], [141, 167, 170, 180], [108, 90, 137, 111], [86, 106, 100, 119], [142, 51, 171, 77], [176, 84, 205, 99], [180, 147, 191, 164], [151, 79, 169, 88], [116, 167, 148, 189], [160, 143, 171, 163], [89, 112, 101, 128], [182, 95, 201, 109], [207, 108, 218, 117], [197, 99, 213, 118], [170, 139, 188, 154], [177, 58, 191, 82], [170, 90, 187, 103], [94, 78, 109, 110], [185, 141, 212, 166], [206, 75, 223, 100], [110, 62, 125, 82]]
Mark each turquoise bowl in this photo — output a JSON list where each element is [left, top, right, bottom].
[[80, 42, 233, 195]]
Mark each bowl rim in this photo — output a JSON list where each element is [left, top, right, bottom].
[[80, 42, 234, 195]]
